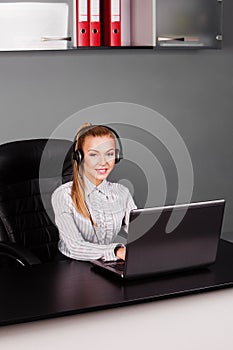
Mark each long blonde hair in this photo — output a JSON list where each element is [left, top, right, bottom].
[[71, 123, 115, 220]]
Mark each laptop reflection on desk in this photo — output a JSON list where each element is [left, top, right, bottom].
[[91, 199, 225, 280]]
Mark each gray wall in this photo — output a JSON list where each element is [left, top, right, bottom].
[[0, 0, 233, 238]]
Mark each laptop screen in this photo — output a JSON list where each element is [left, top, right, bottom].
[[125, 200, 225, 279]]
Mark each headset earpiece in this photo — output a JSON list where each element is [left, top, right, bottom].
[[72, 125, 123, 165], [115, 148, 122, 164], [73, 147, 84, 165]]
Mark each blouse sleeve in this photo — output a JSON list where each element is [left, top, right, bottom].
[[51, 188, 122, 262]]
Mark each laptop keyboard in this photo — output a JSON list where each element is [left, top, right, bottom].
[[106, 261, 125, 272]]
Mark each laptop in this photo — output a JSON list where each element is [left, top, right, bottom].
[[91, 199, 225, 280]]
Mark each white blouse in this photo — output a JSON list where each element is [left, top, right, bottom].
[[51, 176, 137, 261]]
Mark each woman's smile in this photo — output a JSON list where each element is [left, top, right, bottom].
[[96, 168, 108, 174]]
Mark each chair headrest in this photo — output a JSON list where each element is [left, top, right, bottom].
[[0, 139, 73, 185]]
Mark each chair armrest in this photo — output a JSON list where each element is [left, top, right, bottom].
[[0, 242, 41, 266]]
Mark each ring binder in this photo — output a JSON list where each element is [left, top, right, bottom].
[[75, 0, 89, 46], [89, 0, 100, 46], [101, 0, 121, 46]]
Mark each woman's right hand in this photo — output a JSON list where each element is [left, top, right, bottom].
[[115, 247, 126, 260]]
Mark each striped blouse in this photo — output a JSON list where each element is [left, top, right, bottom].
[[51, 175, 137, 261]]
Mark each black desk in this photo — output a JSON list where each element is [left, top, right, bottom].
[[1, 239, 233, 327]]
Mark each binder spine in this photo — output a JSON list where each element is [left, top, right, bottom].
[[121, 0, 131, 46], [89, 0, 100, 46], [110, 0, 121, 46], [101, 0, 121, 46], [77, 0, 89, 46]]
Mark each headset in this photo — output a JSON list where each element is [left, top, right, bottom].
[[72, 124, 123, 165]]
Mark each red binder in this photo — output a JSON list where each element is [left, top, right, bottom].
[[89, 0, 100, 46], [77, 0, 89, 46], [101, 0, 121, 46]]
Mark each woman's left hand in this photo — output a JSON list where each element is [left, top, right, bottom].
[[115, 247, 126, 260]]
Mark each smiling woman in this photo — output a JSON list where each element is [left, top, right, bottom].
[[51, 123, 137, 262]]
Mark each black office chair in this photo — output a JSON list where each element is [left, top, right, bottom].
[[0, 138, 73, 268]]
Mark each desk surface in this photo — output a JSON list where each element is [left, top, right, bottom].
[[1, 239, 233, 327]]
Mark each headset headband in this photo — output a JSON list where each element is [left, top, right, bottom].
[[72, 125, 123, 164]]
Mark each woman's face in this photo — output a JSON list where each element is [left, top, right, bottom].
[[82, 135, 116, 186]]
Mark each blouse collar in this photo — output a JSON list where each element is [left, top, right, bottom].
[[84, 174, 111, 198]]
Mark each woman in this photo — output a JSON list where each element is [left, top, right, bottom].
[[52, 123, 137, 261]]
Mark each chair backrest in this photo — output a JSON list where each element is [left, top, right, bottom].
[[0, 139, 73, 262]]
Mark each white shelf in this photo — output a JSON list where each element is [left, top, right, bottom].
[[0, 0, 223, 52]]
